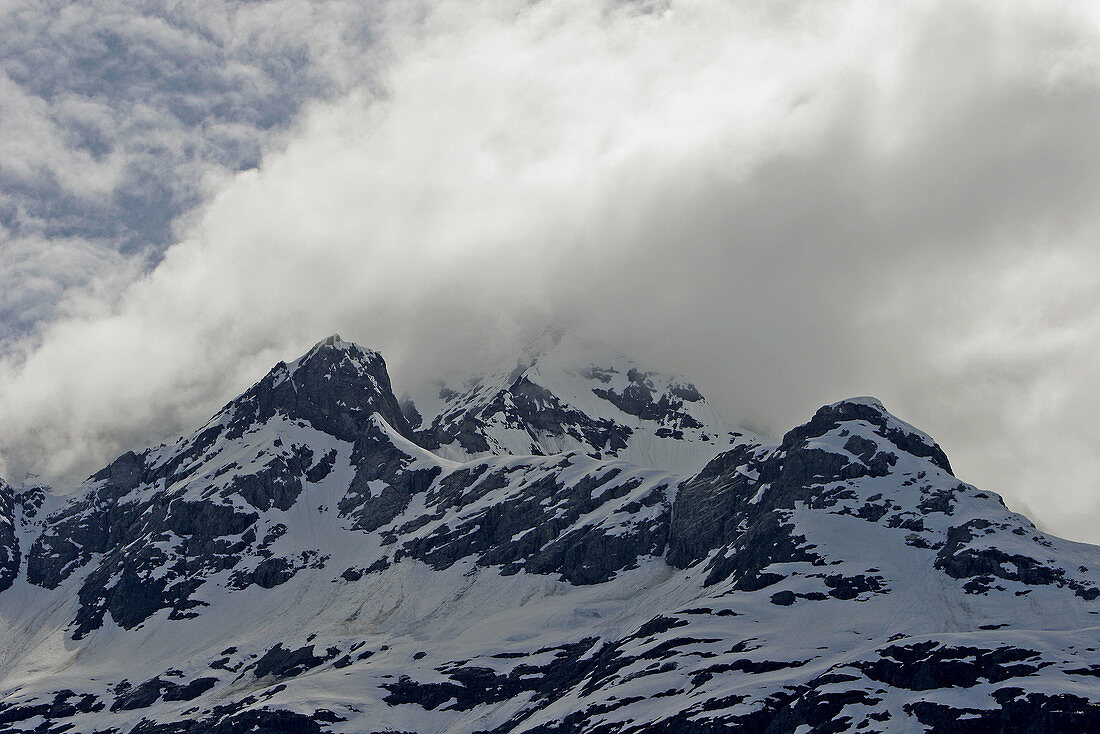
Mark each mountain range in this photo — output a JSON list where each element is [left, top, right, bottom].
[[1, 334, 1098, 733]]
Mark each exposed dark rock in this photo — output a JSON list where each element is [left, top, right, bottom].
[[305, 449, 338, 483], [400, 397, 423, 430], [934, 519, 1098, 598], [856, 643, 1048, 690], [690, 657, 810, 687], [225, 335, 415, 444], [384, 638, 600, 713], [666, 443, 769, 569], [904, 687, 1100, 733], [88, 450, 147, 497], [128, 707, 336, 733], [0, 478, 19, 593], [704, 513, 818, 589], [669, 382, 704, 403], [112, 676, 218, 711], [0, 689, 103, 726], [669, 428, 845, 589], [395, 463, 669, 584], [918, 487, 957, 515], [254, 644, 330, 679], [230, 557, 294, 590], [822, 573, 888, 600], [55, 498, 259, 637], [226, 444, 313, 512], [338, 420, 442, 533], [421, 369, 650, 459], [770, 590, 797, 606], [783, 399, 952, 475]]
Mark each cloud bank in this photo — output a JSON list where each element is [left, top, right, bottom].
[[3, 0, 1100, 542]]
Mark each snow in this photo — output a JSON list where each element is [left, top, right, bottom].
[[2, 338, 1100, 732], [413, 333, 764, 477]]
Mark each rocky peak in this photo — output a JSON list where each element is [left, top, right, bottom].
[[781, 396, 952, 475], [668, 397, 958, 580], [414, 336, 753, 474], [223, 335, 413, 443]]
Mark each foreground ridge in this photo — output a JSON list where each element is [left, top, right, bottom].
[[1, 336, 1098, 733]]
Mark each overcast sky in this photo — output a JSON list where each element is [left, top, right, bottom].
[[2, 0, 1100, 542]]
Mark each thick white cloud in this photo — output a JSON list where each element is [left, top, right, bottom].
[[2, 0, 1100, 542]]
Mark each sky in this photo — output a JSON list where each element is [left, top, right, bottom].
[[2, 0, 1100, 542]]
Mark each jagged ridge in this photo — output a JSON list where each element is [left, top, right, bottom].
[[0, 336, 1098, 734]]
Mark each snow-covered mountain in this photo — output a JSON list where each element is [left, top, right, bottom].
[[409, 332, 757, 475], [1, 336, 1098, 733]]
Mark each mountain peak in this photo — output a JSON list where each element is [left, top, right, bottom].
[[318, 333, 348, 348], [411, 334, 755, 473], [285, 334, 379, 374], [306, 333, 363, 357], [783, 396, 953, 475], [220, 337, 411, 443]]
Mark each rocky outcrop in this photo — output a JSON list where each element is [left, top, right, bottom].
[[668, 398, 946, 587], [224, 334, 414, 444], [0, 478, 18, 593], [391, 458, 673, 584]]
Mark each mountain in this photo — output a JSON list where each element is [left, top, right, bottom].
[[408, 331, 758, 475], [0, 335, 1098, 734]]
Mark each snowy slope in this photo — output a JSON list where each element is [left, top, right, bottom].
[[412, 332, 759, 476], [0, 337, 1098, 733]]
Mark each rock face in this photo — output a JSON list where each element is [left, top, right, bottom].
[[1, 337, 1099, 733], [0, 478, 18, 594]]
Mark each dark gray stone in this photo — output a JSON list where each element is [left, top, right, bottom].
[[0, 478, 18, 594]]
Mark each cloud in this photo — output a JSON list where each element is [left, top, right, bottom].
[[2, 0, 1100, 542], [0, 235, 143, 352], [0, 0, 381, 334]]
